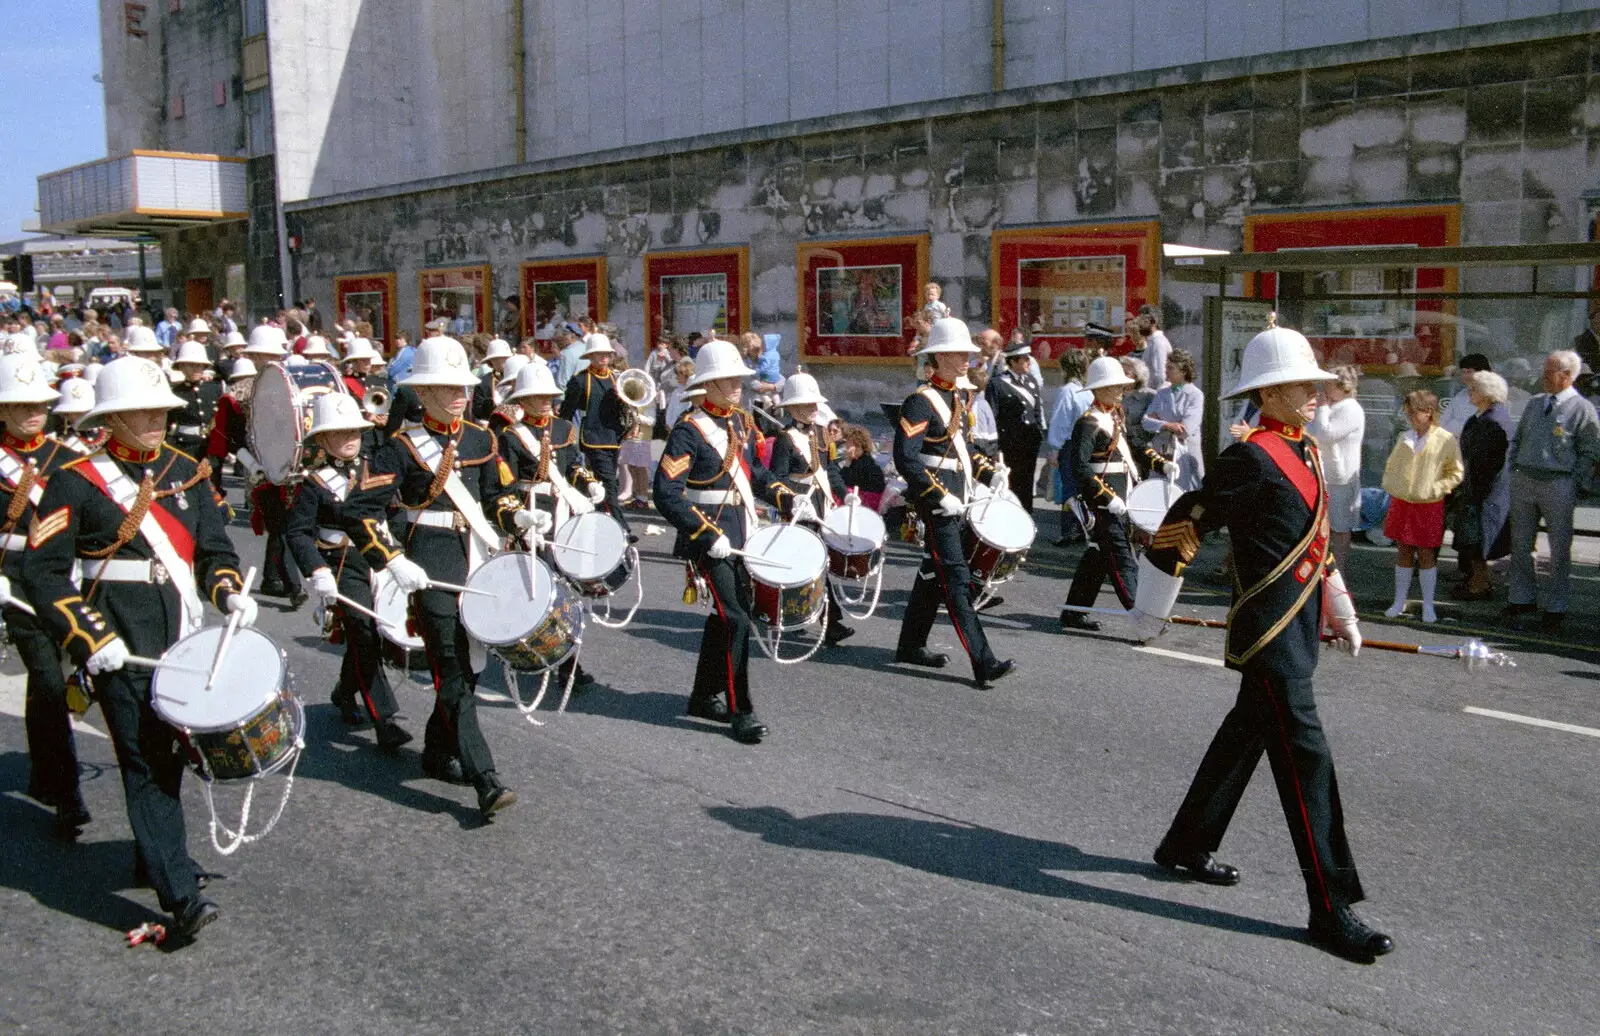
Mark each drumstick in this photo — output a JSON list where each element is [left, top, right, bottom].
[[330, 592, 388, 626], [548, 539, 602, 557], [204, 565, 257, 692], [423, 579, 497, 597], [723, 547, 788, 569], [125, 654, 211, 677], [0, 593, 36, 617]]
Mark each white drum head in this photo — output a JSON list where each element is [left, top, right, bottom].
[[743, 524, 826, 589], [152, 627, 285, 732], [551, 512, 628, 581], [821, 505, 886, 555], [372, 569, 424, 649], [459, 553, 553, 645], [1127, 479, 1183, 535], [968, 496, 1035, 552]]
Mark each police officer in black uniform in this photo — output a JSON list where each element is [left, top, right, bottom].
[[341, 336, 534, 821], [168, 339, 222, 461], [560, 333, 634, 539], [0, 355, 90, 834], [1130, 327, 1392, 965], [23, 356, 256, 942], [286, 393, 414, 747], [892, 318, 1015, 689], [986, 339, 1047, 513], [653, 339, 808, 744]]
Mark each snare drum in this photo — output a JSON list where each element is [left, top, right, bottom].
[[962, 495, 1035, 588], [249, 361, 348, 483], [371, 568, 425, 652], [458, 552, 583, 672], [821, 504, 886, 580], [549, 512, 633, 597], [1126, 478, 1183, 536], [151, 626, 303, 782], [743, 524, 827, 629]]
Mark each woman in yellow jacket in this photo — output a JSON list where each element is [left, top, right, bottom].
[[1381, 390, 1464, 623]]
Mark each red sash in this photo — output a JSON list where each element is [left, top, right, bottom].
[[1249, 431, 1320, 510], [76, 462, 198, 563]]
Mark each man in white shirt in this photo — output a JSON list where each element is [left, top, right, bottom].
[[1440, 353, 1491, 439], [1136, 306, 1172, 394]]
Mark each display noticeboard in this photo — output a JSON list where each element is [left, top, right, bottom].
[[644, 247, 749, 342], [1201, 296, 1278, 467], [1244, 205, 1460, 373], [418, 265, 492, 337], [990, 221, 1162, 360], [334, 272, 398, 349], [798, 235, 929, 363], [520, 257, 607, 341]]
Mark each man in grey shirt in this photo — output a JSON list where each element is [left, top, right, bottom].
[[1505, 349, 1600, 632], [1136, 305, 1171, 394]]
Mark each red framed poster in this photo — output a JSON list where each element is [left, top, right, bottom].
[[1245, 205, 1460, 372], [990, 221, 1161, 360], [520, 257, 608, 341], [334, 272, 398, 349], [418, 264, 492, 336], [644, 246, 749, 341], [798, 235, 929, 363]]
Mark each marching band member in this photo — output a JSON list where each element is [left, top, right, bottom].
[[207, 358, 256, 494], [470, 336, 513, 421], [767, 373, 854, 647], [23, 356, 255, 942], [1060, 357, 1175, 631], [340, 336, 380, 401], [340, 336, 536, 821], [497, 361, 605, 687], [0, 355, 90, 836], [168, 339, 221, 461], [51, 375, 102, 451], [560, 333, 634, 540], [1131, 327, 1390, 964], [652, 339, 810, 744], [286, 393, 414, 747], [891, 318, 1014, 688], [215, 329, 248, 382]]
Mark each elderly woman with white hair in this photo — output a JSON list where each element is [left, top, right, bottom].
[[1451, 370, 1515, 600], [1309, 364, 1365, 570]]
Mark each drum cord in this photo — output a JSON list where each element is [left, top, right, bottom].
[[588, 546, 643, 630], [202, 702, 305, 856], [501, 635, 583, 724], [752, 620, 826, 666], [834, 564, 884, 622]]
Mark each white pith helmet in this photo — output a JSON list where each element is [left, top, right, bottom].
[[507, 360, 562, 400], [686, 339, 755, 387], [400, 336, 478, 388], [916, 317, 980, 356], [124, 325, 163, 354], [228, 358, 258, 381], [342, 337, 379, 363], [77, 357, 185, 429], [174, 340, 211, 367], [778, 372, 827, 407], [307, 392, 373, 436], [499, 354, 531, 386], [0, 355, 62, 405], [53, 376, 95, 415], [222, 330, 247, 348], [1224, 326, 1335, 398], [580, 333, 616, 358], [185, 317, 211, 334], [1084, 356, 1134, 391], [483, 337, 513, 361], [301, 335, 332, 358]]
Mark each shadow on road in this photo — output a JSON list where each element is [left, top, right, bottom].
[[706, 803, 1305, 945]]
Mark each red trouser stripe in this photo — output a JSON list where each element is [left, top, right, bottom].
[[702, 562, 739, 712], [1264, 672, 1333, 913], [928, 542, 973, 660]]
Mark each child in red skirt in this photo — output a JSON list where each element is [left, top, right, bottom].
[[1381, 390, 1464, 622]]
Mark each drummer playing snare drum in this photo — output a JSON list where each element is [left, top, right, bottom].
[[1059, 357, 1175, 632], [23, 356, 257, 943]]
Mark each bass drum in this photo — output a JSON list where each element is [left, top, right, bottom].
[[249, 361, 347, 483], [459, 552, 584, 673]]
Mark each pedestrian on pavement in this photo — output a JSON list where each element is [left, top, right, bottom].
[[1504, 349, 1600, 632], [1142, 349, 1205, 491], [1380, 390, 1463, 623], [1440, 353, 1493, 439], [1309, 364, 1365, 571], [1451, 370, 1515, 601], [1048, 347, 1095, 544], [1136, 305, 1172, 394]]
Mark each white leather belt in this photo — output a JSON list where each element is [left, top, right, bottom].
[[407, 509, 466, 531], [685, 489, 738, 506], [173, 424, 206, 437], [317, 527, 349, 546], [1089, 462, 1126, 474], [82, 557, 166, 583], [918, 454, 961, 471], [0, 533, 25, 552]]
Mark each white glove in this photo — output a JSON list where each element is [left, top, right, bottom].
[[1129, 556, 1184, 644], [1323, 569, 1362, 657], [707, 535, 733, 560], [586, 482, 606, 504], [1127, 608, 1169, 643], [513, 508, 552, 534], [87, 636, 129, 674], [226, 593, 259, 628], [844, 488, 861, 507], [969, 481, 992, 502], [988, 466, 1009, 491], [934, 493, 964, 518], [1106, 495, 1128, 518], [790, 496, 819, 525], [309, 568, 339, 603], [1161, 460, 1180, 481], [0, 574, 11, 603], [385, 554, 430, 594]]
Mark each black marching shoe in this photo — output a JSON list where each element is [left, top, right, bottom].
[[132, 855, 218, 891], [330, 690, 363, 725], [173, 897, 222, 940], [729, 713, 768, 744], [974, 659, 1016, 688], [375, 722, 414, 754], [477, 775, 518, 821], [54, 791, 92, 838], [288, 589, 310, 610], [1308, 905, 1394, 964], [421, 753, 467, 785], [894, 646, 949, 669], [1060, 610, 1102, 632], [686, 697, 731, 724], [1153, 845, 1241, 886], [824, 623, 856, 647]]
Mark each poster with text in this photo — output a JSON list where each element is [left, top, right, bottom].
[[335, 272, 398, 349], [1245, 205, 1459, 372], [520, 257, 607, 340], [990, 222, 1160, 360], [645, 247, 748, 343], [418, 265, 491, 338], [799, 236, 927, 363]]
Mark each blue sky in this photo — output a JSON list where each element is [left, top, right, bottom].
[[1, 1, 106, 238]]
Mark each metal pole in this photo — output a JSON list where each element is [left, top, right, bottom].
[[136, 241, 148, 319], [991, 0, 1005, 92]]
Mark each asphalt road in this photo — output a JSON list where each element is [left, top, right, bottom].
[[0, 510, 1596, 1035]]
